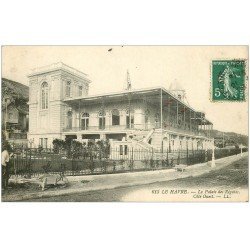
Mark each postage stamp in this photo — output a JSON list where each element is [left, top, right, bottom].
[[211, 60, 246, 101]]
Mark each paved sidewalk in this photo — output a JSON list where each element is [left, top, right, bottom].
[[2, 152, 248, 201]]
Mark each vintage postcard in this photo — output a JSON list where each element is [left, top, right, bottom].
[[1, 46, 248, 202]]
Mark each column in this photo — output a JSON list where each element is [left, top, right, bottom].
[[168, 96, 171, 126], [176, 101, 179, 126], [189, 109, 191, 131], [78, 100, 81, 131], [128, 92, 131, 129], [183, 106, 186, 129]]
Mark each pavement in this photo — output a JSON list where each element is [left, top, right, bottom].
[[2, 152, 248, 202]]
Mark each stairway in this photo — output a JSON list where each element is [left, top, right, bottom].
[[135, 140, 153, 151], [130, 129, 164, 152]]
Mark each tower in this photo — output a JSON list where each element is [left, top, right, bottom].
[[27, 62, 91, 147], [169, 79, 189, 104]]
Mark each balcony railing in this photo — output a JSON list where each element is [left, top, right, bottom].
[[62, 123, 211, 138], [63, 124, 140, 132]]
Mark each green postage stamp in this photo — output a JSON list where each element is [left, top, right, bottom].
[[211, 60, 246, 101]]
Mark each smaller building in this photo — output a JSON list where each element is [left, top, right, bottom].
[[2, 78, 29, 145]]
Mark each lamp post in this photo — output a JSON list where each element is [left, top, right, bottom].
[[211, 138, 216, 168], [240, 144, 243, 157]]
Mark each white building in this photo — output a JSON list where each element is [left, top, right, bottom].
[[28, 62, 214, 152]]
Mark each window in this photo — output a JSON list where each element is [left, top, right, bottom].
[[81, 113, 89, 130], [124, 145, 128, 155], [119, 145, 128, 156], [44, 138, 48, 149], [112, 109, 120, 126], [66, 81, 71, 97], [126, 109, 134, 129], [39, 138, 48, 148], [119, 145, 123, 155], [39, 138, 43, 147], [98, 110, 106, 130], [8, 112, 13, 120], [67, 111, 73, 129], [78, 86, 83, 96], [41, 82, 48, 109]]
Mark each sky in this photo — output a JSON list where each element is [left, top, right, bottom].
[[2, 46, 248, 135]]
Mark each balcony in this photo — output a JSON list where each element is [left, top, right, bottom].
[[62, 122, 210, 138], [63, 124, 148, 132]]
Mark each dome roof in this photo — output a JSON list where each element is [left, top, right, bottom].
[[169, 79, 184, 91]]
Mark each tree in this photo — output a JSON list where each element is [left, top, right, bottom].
[[52, 139, 65, 154]]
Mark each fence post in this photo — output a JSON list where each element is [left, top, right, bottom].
[[177, 149, 180, 165], [13, 154, 17, 183], [191, 147, 194, 165], [25, 149, 27, 170], [131, 147, 134, 171], [166, 148, 169, 168]]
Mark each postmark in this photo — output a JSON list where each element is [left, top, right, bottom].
[[211, 59, 246, 101]]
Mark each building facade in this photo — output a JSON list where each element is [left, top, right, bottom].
[[28, 62, 213, 152]]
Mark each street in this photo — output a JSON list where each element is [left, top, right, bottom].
[[24, 155, 248, 202]]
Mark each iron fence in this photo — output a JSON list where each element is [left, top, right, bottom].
[[8, 146, 247, 177]]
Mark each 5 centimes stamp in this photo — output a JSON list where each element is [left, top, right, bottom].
[[211, 60, 246, 101]]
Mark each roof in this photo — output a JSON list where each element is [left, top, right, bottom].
[[28, 62, 91, 84], [2, 78, 29, 115], [2, 78, 29, 100], [3, 102, 28, 115], [64, 86, 213, 125]]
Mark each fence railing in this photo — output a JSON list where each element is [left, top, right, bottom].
[[8, 147, 247, 177]]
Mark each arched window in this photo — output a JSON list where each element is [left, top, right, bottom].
[[112, 109, 120, 126], [67, 111, 72, 129], [126, 109, 134, 129], [81, 112, 89, 130], [8, 112, 13, 120], [98, 110, 106, 130], [41, 82, 48, 109], [66, 80, 71, 97]]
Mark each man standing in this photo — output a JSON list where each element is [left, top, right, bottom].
[[2, 143, 11, 190]]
